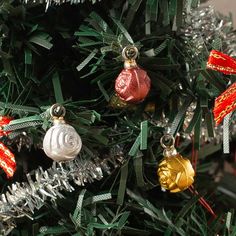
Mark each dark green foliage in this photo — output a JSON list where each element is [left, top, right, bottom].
[[0, 0, 235, 235]]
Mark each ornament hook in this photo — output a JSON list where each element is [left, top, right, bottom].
[[160, 134, 175, 149], [50, 104, 66, 119], [122, 45, 138, 61], [160, 134, 177, 157]]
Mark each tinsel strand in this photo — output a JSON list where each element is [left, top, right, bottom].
[[0, 145, 125, 235], [23, 0, 102, 10], [181, 6, 236, 57]]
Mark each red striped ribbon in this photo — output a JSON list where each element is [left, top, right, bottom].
[[0, 116, 16, 178], [207, 50, 236, 125]]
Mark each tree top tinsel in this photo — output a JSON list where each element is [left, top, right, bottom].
[[23, 0, 101, 10]]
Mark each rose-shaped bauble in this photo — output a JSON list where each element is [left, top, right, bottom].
[[43, 123, 82, 162], [115, 66, 151, 103], [157, 154, 195, 193]]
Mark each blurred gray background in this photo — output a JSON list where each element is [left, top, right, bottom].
[[202, 0, 236, 26]]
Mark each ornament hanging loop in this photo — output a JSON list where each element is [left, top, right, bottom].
[[50, 104, 66, 119], [122, 45, 138, 60], [160, 134, 177, 157], [122, 45, 138, 69], [160, 134, 175, 149]]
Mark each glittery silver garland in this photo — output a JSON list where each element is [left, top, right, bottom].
[[182, 103, 236, 143], [0, 146, 125, 235], [23, 0, 101, 11], [152, 101, 236, 144], [180, 5, 236, 143], [181, 5, 236, 57]]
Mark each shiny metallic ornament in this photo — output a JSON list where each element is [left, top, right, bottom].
[[43, 104, 82, 162], [115, 45, 151, 103], [157, 134, 195, 193], [109, 94, 156, 112]]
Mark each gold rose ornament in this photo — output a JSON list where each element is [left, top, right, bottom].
[[157, 134, 195, 193]]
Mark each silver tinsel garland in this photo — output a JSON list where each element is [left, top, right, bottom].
[[183, 103, 236, 143], [23, 0, 101, 10], [182, 5, 236, 57], [180, 5, 236, 143], [0, 146, 125, 235], [150, 5, 236, 144]]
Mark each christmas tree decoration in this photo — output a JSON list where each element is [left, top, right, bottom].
[[0, 116, 16, 178], [207, 50, 236, 74], [207, 50, 236, 125], [157, 134, 195, 193], [115, 45, 151, 103], [23, 0, 101, 10], [181, 6, 236, 58], [213, 82, 236, 125], [43, 104, 82, 162], [109, 94, 133, 109], [0, 143, 16, 178], [109, 94, 155, 112], [0, 145, 124, 235], [0, 1, 235, 235], [0, 116, 12, 137]]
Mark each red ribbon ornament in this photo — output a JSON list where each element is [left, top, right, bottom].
[[0, 116, 16, 178], [207, 50, 236, 125], [0, 142, 16, 178]]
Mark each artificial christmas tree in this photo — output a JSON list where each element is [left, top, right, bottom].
[[0, 0, 235, 235]]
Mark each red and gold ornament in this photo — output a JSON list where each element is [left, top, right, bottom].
[[0, 116, 16, 178], [207, 50, 236, 125], [115, 45, 151, 103]]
